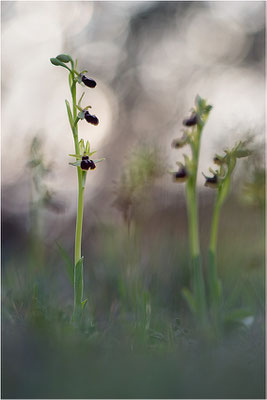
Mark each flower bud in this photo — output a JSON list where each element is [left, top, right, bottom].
[[50, 58, 65, 67], [81, 75, 97, 88], [173, 166, 188, 183], [183, 113, 198, 127], [84, 111, 99, 126], [56, 54, 73, 63], [204, 175, 218, 188], [235, 149, 251, 158], [50, 57, 70, 71]]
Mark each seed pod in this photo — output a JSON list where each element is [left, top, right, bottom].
[[81, 75, 97, 88], [84, 111, 99, 126], [183, 113, 198, 127], [204, 175, 218, 188], [173, 166, 188, 183]]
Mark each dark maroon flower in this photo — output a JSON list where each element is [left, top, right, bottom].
[[204, 174, 218, 188], [183, 113, 198, 127], [81, 75, 97, 88], [89, 160, 96, 170], [173, 166, 188, 182], [84, 111, 99, 126], [81, 159, 90, 170], [80, 158, 96, 171]]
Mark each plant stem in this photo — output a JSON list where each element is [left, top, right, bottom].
[[186, 126, 206, 320], [208, 169, 232, 311], [208, 195, 222, 308], [75, 183, 84, 264], [209, 195, 221, 254], [70, 72, 85, 318]]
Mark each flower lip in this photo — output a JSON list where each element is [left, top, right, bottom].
[[81, 75, 97, 88], [183, 113, 198, 127], [81, 159, 90, 170], [84, 111, 99, 126], [173, 166, 188, 182], [89, 160, 96, 170], [82, 155, 89, 161], [80, 159, 96, 171], [204, 174, 218, 188]]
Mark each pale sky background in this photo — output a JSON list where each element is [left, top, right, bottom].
[[2, 1, 265, 218]]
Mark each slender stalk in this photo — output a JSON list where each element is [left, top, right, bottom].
[[186, 126, 206, 320], [208, 195, 222, 309], [75, 184, 84, 264], [207, 167, 232, 310], [70, 71, 85, 319]]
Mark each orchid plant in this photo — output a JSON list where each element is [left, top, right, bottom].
[[50, 54, 104, 321], [172, 95, 212, 322]]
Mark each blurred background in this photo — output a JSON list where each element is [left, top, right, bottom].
[[1, 1, 265, 398]]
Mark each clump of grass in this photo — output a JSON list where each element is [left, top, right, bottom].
[[50, 54, 104, 321], [113, 144, 164, 231], [27, 136, 54, 274], [112, 144, 165, 333]]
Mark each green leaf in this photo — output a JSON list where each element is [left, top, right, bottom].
[[74, 257, 84, 308], [56, 241, 74, 284], [182, 288, 196, 314], [94, 158, 105, 163], [85, 141, 90, 154], [56, 54, 73, 63], [78, 92, 85, 107], [81, 299, 88, 309], [65, 100, 73, 127], [69, 154, 82, 159], [224, 308, 253, 323], [79, 139, 85, 154], [50, 58, 71, 71], [69, 161, 81, 167], [235, 149, 251, 158]]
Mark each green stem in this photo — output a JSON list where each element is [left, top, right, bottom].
[[186, 126, 206, 320], [70, 71, 85, 318], [208, 195, 222, 304], [75, 184, 84, 265], [209, 195, 222, 254], [208, 172, 232, 310]]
